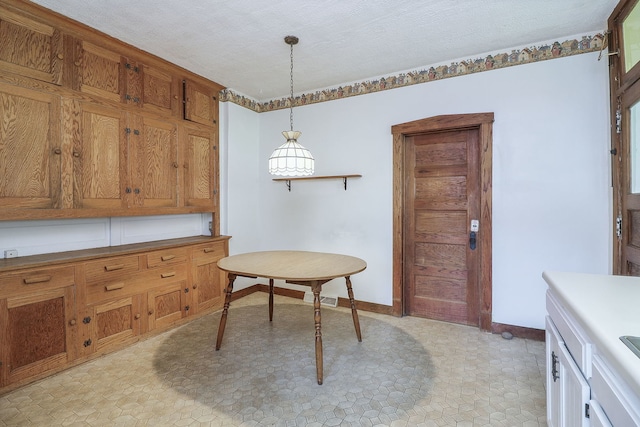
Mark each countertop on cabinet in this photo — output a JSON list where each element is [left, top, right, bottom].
[[543, 271, 640, 397], [0, 235, 231, 273]]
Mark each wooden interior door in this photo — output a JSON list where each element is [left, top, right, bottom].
[[392, 113, 493, 330], [610, 0, 640, 275], [404, 129, 480, 325]]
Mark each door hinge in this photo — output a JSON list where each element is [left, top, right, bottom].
[[616, 215, 623, 239]]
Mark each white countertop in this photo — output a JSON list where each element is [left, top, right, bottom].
[[543, 271, 640, 397]]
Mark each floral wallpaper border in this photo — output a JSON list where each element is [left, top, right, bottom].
[[220, 33, 606, 113]]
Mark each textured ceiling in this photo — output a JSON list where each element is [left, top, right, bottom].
[[31, 0, 618, 101]]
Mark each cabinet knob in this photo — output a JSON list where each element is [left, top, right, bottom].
[[69, 319, 76, 326], [57, 53, 64, 60], [134, 313, 141, 319], [172, 162, 179, 169], [53, 147, 62, 155], [74, 61, 81, 67], [193, 284, 198, 289], [73, 151, 81, 157], [148, 309, 154, 315]]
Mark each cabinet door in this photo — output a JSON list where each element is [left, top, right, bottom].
[[184, 79, 218, 126], [141, 64, 178, 116], [80, 41, 124, 103], [558, 340, 590, 427], [147, 281, 186, 331], [0, 7, 63, 85], [0, 83, 62, 210], [75, 102, 128, 209], [86, 295, 143, 355], [192, 257, 224, 313], [190, 242, 226, 314], [0, 285, 76, 387], [546, 317, 562, 427], [181, 125, 218, 208], [129, 115, 179, 208]]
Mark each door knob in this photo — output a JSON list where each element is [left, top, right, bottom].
[[469, 231, 477, 250]]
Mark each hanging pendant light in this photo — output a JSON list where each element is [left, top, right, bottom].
[[268, 36, 315, 176]]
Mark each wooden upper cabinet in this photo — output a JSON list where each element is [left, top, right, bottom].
[[181, 125, 218, 208], [0, 6, 63, 85], [79, 43, 180, 117], [0, 82, 62, 210], [139, 64, 179, 116], [80, 41, 124, 103], [74, 102, 127, 209], [184, 79, 218, 126], [129, 116, 179, 208], [73, 102, 179, 210]]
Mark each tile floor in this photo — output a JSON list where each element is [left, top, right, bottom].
[[0, 293, 547, 426]]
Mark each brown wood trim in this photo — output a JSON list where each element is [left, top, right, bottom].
[[232, 284, 394, 316], [491, 322, 545, 342], [392, 131, 405, 317], [391, 113, 494, 330]]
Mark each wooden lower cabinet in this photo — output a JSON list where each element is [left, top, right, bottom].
[[85, 295, 143, 355], [190, 242, 226, 314], [148, 280, 187, 331], [0, 266, 77, 388], [0, 235, 229, 393]]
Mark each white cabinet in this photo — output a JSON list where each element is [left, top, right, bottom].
[[546, 316, 590, 427], [545, 279, 640, 427]]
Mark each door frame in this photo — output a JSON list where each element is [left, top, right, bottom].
[[391, 113, 494, 330]]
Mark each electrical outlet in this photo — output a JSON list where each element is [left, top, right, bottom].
[[4, 249, 18, 259]]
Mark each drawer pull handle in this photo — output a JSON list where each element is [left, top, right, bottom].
[[161, 255, 176, 261], [23, 275, 52, 284], [105, 282, 125, 291], [104, 264, 125, 272], [203, 248, 215, 253], [161, 272, 176, 278]]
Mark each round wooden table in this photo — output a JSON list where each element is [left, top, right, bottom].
[[215, 251, 367, 384]]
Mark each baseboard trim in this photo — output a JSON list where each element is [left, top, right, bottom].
[[231, 284, 542, 340], [231, 284, 393, 315], [491, 322, 545, 341]]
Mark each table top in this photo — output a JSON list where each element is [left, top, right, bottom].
[[217, 251, 367, 281]]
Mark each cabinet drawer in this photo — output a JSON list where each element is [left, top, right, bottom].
[[191, 242, 225, 261], [546, 290, 592, 378], [86, 277, 140, 305], [146, 247, 187, 269], [140, 263, 187, 283], [592, 355, 640, 426], [84, 255, 140, 284], [0, 266, 75, 295]]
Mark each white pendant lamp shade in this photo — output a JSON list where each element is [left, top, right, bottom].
[[268, 35, 315, 177], [268, 131, 314, 176]]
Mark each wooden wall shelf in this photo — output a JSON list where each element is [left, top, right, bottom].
[[272, 174, 362, 191]]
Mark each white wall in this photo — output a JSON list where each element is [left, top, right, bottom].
[[223, 51, 611, 329], [0, 214, 210, 257]]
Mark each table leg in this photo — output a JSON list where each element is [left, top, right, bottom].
[[269, 278, 274, 321], [312, 281, 323, 385], [216, 273, 236, 350], [345, 276, 362, 342]]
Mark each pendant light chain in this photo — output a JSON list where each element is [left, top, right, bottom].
[[289, 40, 294, 132]]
